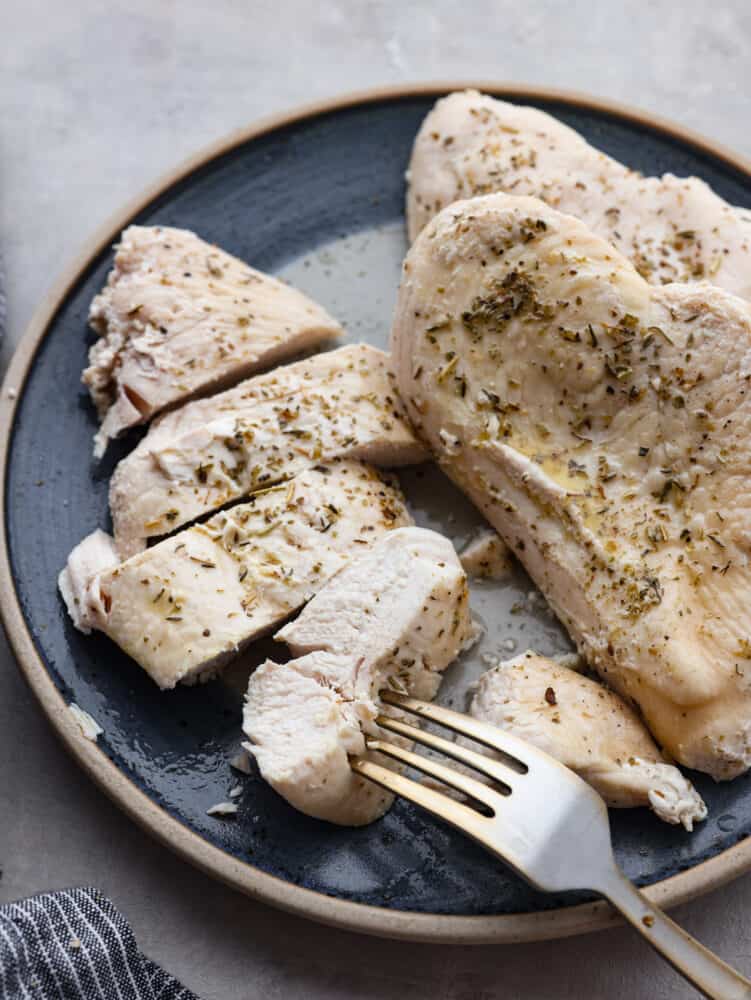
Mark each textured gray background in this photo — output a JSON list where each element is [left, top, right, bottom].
[[2, 2, 751, 997]]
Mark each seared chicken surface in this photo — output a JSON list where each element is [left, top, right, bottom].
[[471, 652, 706, 829], [85, 226, 342, 456], [407, 91, 751, 301], [243, 527, 471, 824], [60, 461, 410, 689], [110, 344, 425, 556], [392, 191, 751, 780]]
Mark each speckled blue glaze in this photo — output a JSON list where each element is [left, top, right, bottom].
[[5, 92, 751, 917]]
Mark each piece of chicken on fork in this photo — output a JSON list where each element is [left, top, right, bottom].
[[243, 527, 472, 825]]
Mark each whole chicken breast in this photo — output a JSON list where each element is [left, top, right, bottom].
[[85, 226, 342, 456], [110, 344, 426, 556], [243, 527, 472, 825], [407, 91, 751, 301], [471, 651, 706, 829], [60, 461, 411, 689], [392, 191, 751, 781]]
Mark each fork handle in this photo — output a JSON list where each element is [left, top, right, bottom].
[[598, 870, 751, 999]]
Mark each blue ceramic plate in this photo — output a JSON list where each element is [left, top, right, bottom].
[[3, 85, 751, 942]]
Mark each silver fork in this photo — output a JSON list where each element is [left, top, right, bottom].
[[351, 690, 751, 1000]]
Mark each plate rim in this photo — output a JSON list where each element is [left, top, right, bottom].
[[2, 80, 751, 945]]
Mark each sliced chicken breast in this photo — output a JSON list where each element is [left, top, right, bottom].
[[85, 225, 342, 456], [407, 91, 751, 300], [60, 461, 411, 689], [471, 652, 706, 829], [392, 191, 751, 781], [110, 344, 426, 556], [243, 527, 472, 824]]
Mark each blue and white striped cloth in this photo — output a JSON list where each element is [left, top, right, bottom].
[[0, 887, 197, 999]]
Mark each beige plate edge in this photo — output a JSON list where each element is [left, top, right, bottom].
[[1, 81, 750, 945]]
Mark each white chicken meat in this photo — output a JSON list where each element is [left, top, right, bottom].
[[60, 461, 411, 689], [109, 344, 426, 556], [392, 191, 751, 781], [85, 225, 342, 456], [459, 528, 513, 580], [407, 91, 751, 301], [243, 527, 472, 825], [470, 651, 706, 830]]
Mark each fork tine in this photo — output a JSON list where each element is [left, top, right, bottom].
[[381, 690, 536, 773], [350, 757, 489, 837], [375, 714, 516, 789], [364, 738, 500, 809]]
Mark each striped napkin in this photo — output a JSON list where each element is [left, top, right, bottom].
[[0, 887, 198, 999]]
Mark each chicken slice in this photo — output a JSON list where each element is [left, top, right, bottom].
[[276, 525, 472, 699], [392, 191, 751, 781], [243, 526, 472, 825], [407, 91, 751, 300], [470, 652, 706, 830], [58, 529, 120, 633], [85, 225, 342, 456], [109, 344, 426, 556], [244, 651, 390, 825], [60, 461, 411, 689], [459, 528, 512, 580]]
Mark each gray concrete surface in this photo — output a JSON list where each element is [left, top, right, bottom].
[[2, 1, 750, 996]]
